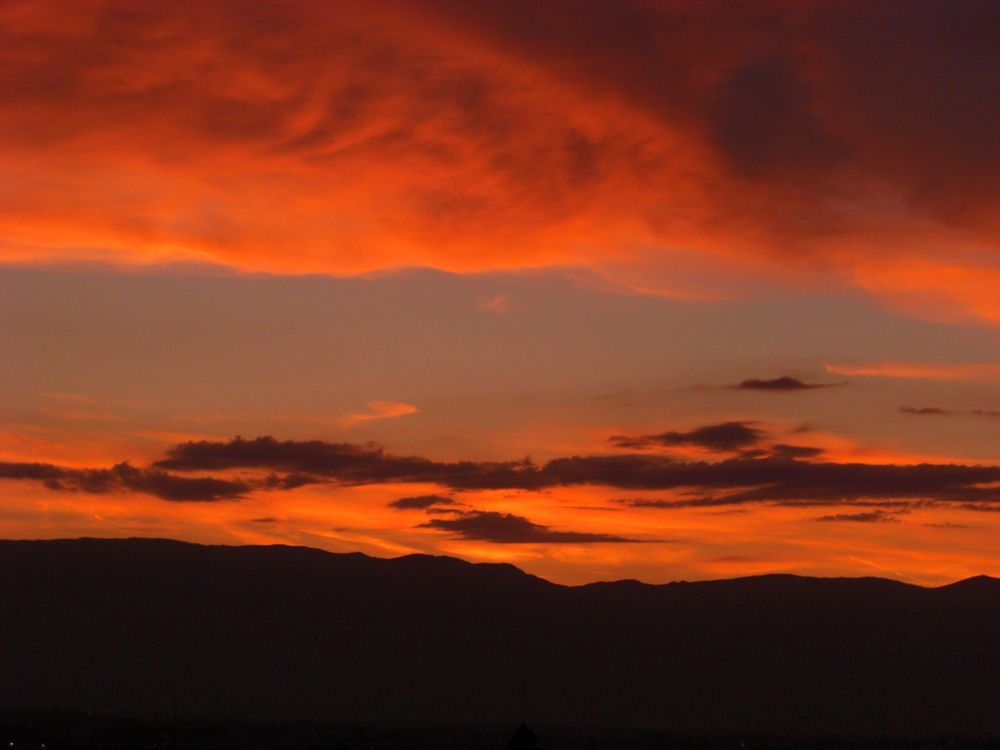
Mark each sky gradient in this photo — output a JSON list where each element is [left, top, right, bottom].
[[3, 0, 1000, 585]]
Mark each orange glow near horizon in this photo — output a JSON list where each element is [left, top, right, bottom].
[[2, 477, 1000, 587], [5, 0, 1000, 585]]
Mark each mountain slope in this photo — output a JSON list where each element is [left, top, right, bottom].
[[1, 538, 998, 736]]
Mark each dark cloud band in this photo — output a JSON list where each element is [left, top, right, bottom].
[[736, 377, 836, 391], [155, 436, 1000, 506], [6, 433, 1000, 509], [419, 511, 637, 543], [0, 461, 248, 502], [609, 421, 763, 452], [389, 494, 459, 510]]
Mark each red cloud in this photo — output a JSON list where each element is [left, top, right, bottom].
[[3, 1, 1000, 318]]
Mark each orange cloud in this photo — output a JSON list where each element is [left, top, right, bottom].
[[3, 1, 1000, 321], [846, 255, 1000, 326], [343, 400, 419, 427], [3, 474, 1000, 587], [824, 362, 1000, 382], [479, 293, 510, 313]]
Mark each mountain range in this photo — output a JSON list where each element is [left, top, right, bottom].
[[2, 538, 998, 737]]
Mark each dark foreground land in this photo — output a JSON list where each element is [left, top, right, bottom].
[[2, 713, 999, 750], [3, 539, 1000, 738]]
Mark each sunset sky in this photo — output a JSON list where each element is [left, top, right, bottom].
[[4, 0, 1000, 585]]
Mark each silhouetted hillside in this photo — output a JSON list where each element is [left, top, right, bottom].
[[2, 538, 999, 737]]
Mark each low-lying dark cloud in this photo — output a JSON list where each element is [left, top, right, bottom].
[[128, 435, 1000, 507], [958, 503, 1000, 513], [8, 433, 1000, 511], [263, 472, 324, 490], [621, 496, 743, 510], [815, 510, 901, 523], [550, 454, 1000, 507], [419, 511, 637, 543], [736, 377, 835, 391], [0, 461, 249, 502], [610, 421, 763, 452], [156, 436, 541, 490], [769, 444, 824, 460], [389, 494, 459, 510], [902, 407, 1000, 418]]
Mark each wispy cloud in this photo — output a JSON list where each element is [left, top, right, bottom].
[[825, 362, 1000, 382], [343, 401, 418, 427], [479, 293, 510, 313]]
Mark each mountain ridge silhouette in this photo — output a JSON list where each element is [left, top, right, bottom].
[[2, 537, 998, 737]]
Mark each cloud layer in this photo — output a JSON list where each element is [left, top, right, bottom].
[[610, 422, 764, 452], [6, 433, 1000, 511], [736, 377, 834, 391], [3, 1, 1000, 318], [419, 511, 636, 543], [389, 494, 459, 510], [0, 461, 248, 501]]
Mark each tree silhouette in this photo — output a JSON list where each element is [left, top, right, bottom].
[[508, 723, 537, 750]]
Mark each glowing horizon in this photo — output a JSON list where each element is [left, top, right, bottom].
[[4, 0, 1000, 584]]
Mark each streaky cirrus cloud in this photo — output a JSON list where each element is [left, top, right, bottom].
[[479, 293, 510, 313], [343, 401, 418, 427], [418, 511, 638, 544], [3, 1, 1000, 321], [825, 362, 1000, 381]]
